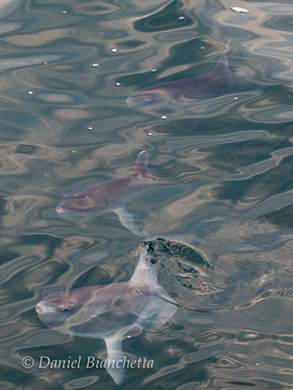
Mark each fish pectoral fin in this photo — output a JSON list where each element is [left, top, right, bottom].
[[104, 336, 125, 385], [114, 207, 149, 238]]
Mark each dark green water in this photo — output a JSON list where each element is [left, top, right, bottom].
[[0, 0, 292, 389]]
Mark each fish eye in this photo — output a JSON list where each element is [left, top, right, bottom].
[[60, 305, 73, 313], [147, 243, 154, 253]]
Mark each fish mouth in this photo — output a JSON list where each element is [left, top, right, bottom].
[[56, 205, 67, 214], [56, 205, 80, 218], [56, 205, 96, 215], [35, 304, 42, 314], [126, 96, 136, 106], [56, 205, 82, 214]]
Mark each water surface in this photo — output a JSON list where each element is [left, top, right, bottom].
[[0, 0, 292, 389]]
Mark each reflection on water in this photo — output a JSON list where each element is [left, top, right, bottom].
[[0, 0, 292, 389]]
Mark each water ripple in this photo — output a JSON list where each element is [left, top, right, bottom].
[[0, 0, 292, 389]]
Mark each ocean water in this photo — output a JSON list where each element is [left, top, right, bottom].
[[0, 0, 292, 389]]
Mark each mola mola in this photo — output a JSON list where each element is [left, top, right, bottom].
[[35, 245, 177, 385], [56, 151, 157, 237], [126, 40, 246, 115]]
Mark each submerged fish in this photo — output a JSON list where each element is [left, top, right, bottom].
[[36, 245, 177, 385], [126, 40, 246, 115], [56, 151, 157, 237]]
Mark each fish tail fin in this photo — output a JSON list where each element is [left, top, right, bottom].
[[134, 150, 158, 180], [104, 336, 125, 385]]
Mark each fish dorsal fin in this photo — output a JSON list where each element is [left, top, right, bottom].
[[130, 245, 158, 287], [130, 245, 178, 332], [133, 150, 158, 181], [133, 150, 149, 175], [103, 335, 125, 385], [212, 39, 231, 75]]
